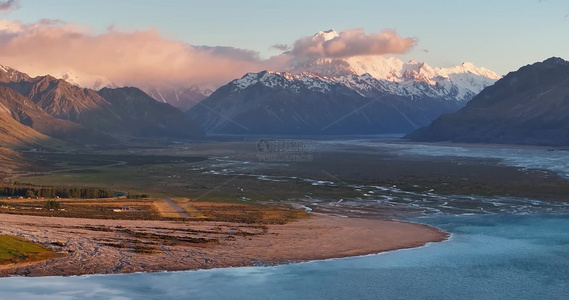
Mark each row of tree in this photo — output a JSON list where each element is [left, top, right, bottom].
[[0, 186, 114, 199]]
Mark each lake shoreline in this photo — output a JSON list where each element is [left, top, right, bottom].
[[0, 213, 447, 277]]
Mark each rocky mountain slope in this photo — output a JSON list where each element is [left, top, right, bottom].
[[0, 65, 203, 147], [187, 71, 466, 134], [98, 87, 204, 138], [0, 86, 105, 145], [405, 57, 569, 146], [186, 30, 500, 135], [53, 69, 211, 112], [0, 94, 60, 149]]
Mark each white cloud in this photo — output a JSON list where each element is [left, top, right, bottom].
[[291, 28, 416, 58]]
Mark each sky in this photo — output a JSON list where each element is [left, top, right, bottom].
[[0, 0, 568, 87]]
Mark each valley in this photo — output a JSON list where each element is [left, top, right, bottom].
[[1, 56, 568, 281], [8, 138, 569, 219], [2, 136, 569, 277], [1, 2, 568, 298]]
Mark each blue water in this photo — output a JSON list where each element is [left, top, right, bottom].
[[0, 214, 568, 300], [2, 142, 569, 299]]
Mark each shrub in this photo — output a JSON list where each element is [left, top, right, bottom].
[[45, 200, 61, 210]]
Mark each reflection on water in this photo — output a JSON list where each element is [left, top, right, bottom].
[[1, 214, 568, 300]]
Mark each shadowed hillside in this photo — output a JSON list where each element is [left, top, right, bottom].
[[406, 57, 569, 146]]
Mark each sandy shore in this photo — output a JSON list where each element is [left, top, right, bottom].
[[0, 213, 447, 277]]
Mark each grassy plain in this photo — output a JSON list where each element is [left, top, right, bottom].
[[0, 196, 309, 224], [0, 235, 62, 265], [8, 140, 569, 222]]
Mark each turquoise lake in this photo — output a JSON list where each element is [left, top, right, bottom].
[[0, 214, 568, 300], [1, 141, 568, 299]]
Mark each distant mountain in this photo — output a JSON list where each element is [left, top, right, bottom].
[[187, 71, 466, 134], [98, 87, 204, 138], [42, 29, 499, 113], [186, 30, 500, 135], [0, 86, 107, 145], [0, 65, 203, 145], [52, 70, 211, 112], [4, 75, 125, 133], [144, 86, 213, 112], [57, 71, 117, 91], [288, 30, 501, 103], [406, 57, 569, 146]]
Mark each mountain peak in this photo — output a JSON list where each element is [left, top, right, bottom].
[[287, 55, 500, 102], [539, 57, 569, 68], [0, 65, 12, 72], [0, 64, 32, 82], [315, 29, 339, 41], [510, 57, 569, 75], [407, 57, 569, 146]]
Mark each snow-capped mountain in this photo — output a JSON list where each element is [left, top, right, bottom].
[[39, 29, 500, 115], [23, 28, 500, 118], [144, 86, 213, 112], [187, 70, 467, 135], [288, 30, 500, 102], [0, 65, 32, 82], [57, 71, 117, 90], [229, 67, 494, 104], [52, 70, 211, 112]]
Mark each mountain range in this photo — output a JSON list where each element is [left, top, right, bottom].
[[54, 70, 212, 112], [406, 57, 569, 146], [2, 53, 568, 152], [288, 30, 500, 102], [0, 66, 203, 150], [181, 31, 499, 134], [45, 30, 501, 113], [183, 30, 500, 134], [186, 58, 500, 135]]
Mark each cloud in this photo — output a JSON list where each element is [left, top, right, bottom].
[[270, 44, 290, 51], [0, 0, 19, 12], [291, 28, 415, 59], [0, 20, 290, 87], [195, 45, 262, 62], [0, 21, 417, 88]]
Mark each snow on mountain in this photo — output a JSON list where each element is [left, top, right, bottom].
[[4, 28, 500, 110], [289, 55, 500, 102], [56, 71, 117, 90], [144, 86, 213, 112], [406, 57, 569, 146], [228, 65, 496, 104], [232, 71, 335, 93], [0, 64, 32, 82], [189, 29, 501, 135], [315, 29, 340, 41], [286, 29, 500, 102], [0, 65, 11, 74], [189, 69, 467, 135], [52, 70, 212, 111]]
